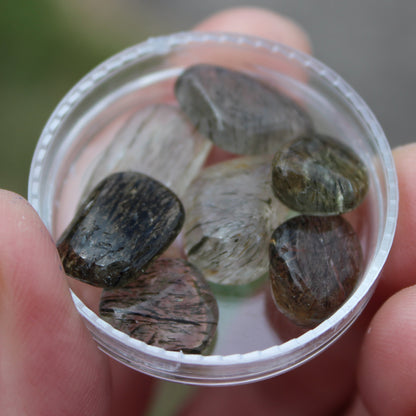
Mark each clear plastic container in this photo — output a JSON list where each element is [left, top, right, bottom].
[[28, 32, 398, 385]]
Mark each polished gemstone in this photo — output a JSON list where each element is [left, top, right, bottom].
[[99, 258, 219, 353], [175, 64, 313, 155], [57, 172, 185, 288], [82, 104, 212, 198], [269, 215, 362, 327], [183, 156, 289, 285], [271, 134, 369, 214]]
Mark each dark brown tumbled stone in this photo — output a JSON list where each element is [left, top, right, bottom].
[[271, 133, 369, 214], [99, 258, 219, 353], [269, 215, 362, 327], [175, 64, 313, 155], [57, 172, 184, 288]]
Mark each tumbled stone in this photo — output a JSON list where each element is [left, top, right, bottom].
[[99, 258, 219, 353], [271, 133, 369, 214], [57, 172, 185, 288], [175, 64, 313, 155], [81, 104, 212, 198], [183, 156, 289, 285], [269, 215, 362, 327]]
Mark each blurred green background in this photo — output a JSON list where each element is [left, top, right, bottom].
[[0, 0, 161, 196]]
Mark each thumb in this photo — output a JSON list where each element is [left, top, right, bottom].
[[0, 190, 111, 415]]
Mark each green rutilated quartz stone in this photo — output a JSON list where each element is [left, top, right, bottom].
[[269, 215, 363, 328], [175, 64, 313, 155], [57, 172, 184, 288], [271, 134, 369, 214], [100, 258, 219, 353]]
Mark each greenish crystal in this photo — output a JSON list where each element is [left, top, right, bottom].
[[271, 133, 369, 214]]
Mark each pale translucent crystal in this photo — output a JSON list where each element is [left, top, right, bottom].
[[183, 156, 290, 285], [81, 104, 212, 199]]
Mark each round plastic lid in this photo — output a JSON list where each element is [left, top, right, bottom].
[[28, 32, 398, 385]]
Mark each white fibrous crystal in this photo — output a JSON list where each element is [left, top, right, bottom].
[[183, 156, 290, 285], [81, 104, 212, 199]]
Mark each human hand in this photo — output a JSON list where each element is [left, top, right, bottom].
[[1, 7, 416, 416]]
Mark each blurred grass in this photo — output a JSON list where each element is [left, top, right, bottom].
[[0, 0, 151, 196]]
